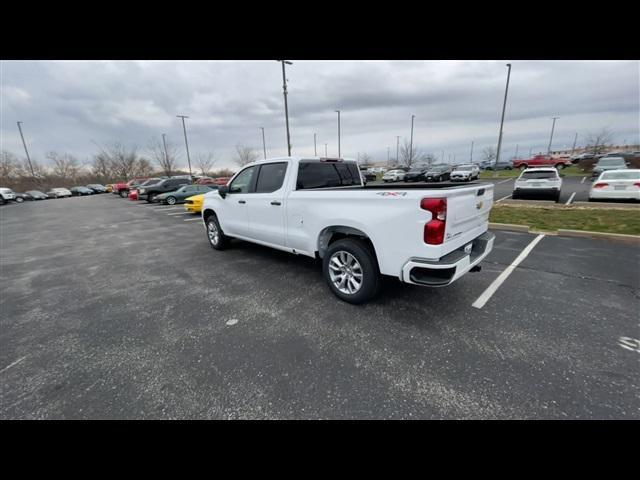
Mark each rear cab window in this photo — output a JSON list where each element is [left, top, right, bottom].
[[520, 170, 558, 179], [296, 161, 362, 190]]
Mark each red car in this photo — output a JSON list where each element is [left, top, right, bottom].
[[512, 155, 571, 170], [196, 177, 231, 186], [112, 178, 147, 197]]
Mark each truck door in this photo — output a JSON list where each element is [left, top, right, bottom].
[[246, 162, 288, 247], [219, 166, 257, 237]]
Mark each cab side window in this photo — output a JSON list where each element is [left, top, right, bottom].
[[255, 162, 288, 193], [229, 167, 257, 193]]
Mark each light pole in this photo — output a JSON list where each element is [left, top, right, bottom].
[[314, 133, 317, 156], [514, 144, 519, 160], [529, 147, 533, 157], [441, 150, 445, 162], [495, 63, 512, 166], [161, 133, 170, 170], [396, 136, 400, 165], [335, 109, 341, 157], [277, 60, 293, 156], [176, 115, 193, 181], [409, 115, 415, 165], [470, 140, 474, 163], [387, 147, 390, 165], [570, 132, 578, 157], [260, 127, 267, 159], [547, 116, 559, 154], [324, 143, 328, 156], [16, 121, 35, 178]]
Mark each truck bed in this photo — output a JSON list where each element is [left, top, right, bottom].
[[307, 181, 490, 191]]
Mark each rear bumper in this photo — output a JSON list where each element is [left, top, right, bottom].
[[589, 189, 640, 200], [400, 231, 495, 287], [514, 187, 559, 195]]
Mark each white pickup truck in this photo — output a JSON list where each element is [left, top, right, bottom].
[[201, 157, 495, 303]]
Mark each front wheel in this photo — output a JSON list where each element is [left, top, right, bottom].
[[323, 238, 380, 304], [519, 165, 527, 170], [206, 214, 230, 250], [555, 163, 565, 170], [119, 190, 128, 198], [147, 193, 155, 203], [16, 197, 24, 203], [166, 196, 177, 205]]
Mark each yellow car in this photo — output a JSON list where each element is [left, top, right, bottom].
[[105, 184, 113, 193], [184, 193, 205, 214]]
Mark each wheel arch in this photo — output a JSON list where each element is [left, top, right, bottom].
[[317, 225, 379, 262]]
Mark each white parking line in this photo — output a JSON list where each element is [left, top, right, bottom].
[[496, 194, 512, 203], [155, 206, 183, 211], [184, 217, 202, 222], [581, 176, 586, 184], [0, 356, 27, 374], [565, 192, 576, 205], [167, 212, 190, 216], [472, 234, 545, 309], [497, 178, 514, 184]]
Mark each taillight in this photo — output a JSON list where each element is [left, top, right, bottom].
[[421, 198, 447, 245], [634, 182, 640, 188], [593, 182, 608, 188]]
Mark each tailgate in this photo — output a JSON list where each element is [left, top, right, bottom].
[[445, 184, 493, 243]]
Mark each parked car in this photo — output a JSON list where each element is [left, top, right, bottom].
[[382, 169, 406, 182], [25, 190, 49, 200], [128, 178, 163, 201], [154, 184, 216, 205], [484, 161, 513, 171], [46, 188, 73, 198], [513, 154, 571, 170], [0, 187, 17, 204], [13, 192, 35, 203], [184, 193, 208, 214], [450, 164, 480, 181], [570, 152, 595, 164], [197, 177, 231, 186], [424, 164, 452, 182], [512, 168, 562, 202], [112, 178, 151, 197], [591, 156, 629, 178], [202, 157, 495, 304], [589, 169, 640, 202], [70, 186, 94, 196], [105, 184, 114, 193], [404, 167, 429, 182], [138, 177, 192, 203], [86, 184, 107, 193]]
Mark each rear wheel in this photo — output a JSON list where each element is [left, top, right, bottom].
[[555, 163, 565, 170], [147, 193, 155, 203], [323, 238, 380, 304], [166, 196, 177, 205], [119, 190, 128, 198], [16, 197, 24, 203], [519, 164, 528, 170], [206, 214, 230, 250]]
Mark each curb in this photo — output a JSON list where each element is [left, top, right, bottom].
[[572, 201, 640, 209], [489, 223, 640, 244]]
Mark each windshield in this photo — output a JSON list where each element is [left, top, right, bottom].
[[598, 158, 625, 166], [520, 171, 558, 179], [454, 165, 474, 171], [26, 191, 44, 195], [601, 171, 640, 180]]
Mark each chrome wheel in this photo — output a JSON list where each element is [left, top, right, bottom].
[[328, 251, 363, 295], [167, 197, 176, 205], [207, 220, 219, 246]]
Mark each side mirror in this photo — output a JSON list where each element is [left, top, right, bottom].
[[218, 185, 229, 198]]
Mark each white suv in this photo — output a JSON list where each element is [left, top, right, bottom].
[[513, 168, 562, 202], [0, 187, 17, 204], [382, 169, 406, 182]]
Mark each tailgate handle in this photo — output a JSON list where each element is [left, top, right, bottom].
[[270, 201, 281, 206], [477, 188, 485, 196]]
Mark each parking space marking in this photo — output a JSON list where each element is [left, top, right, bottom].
[[617, 337, 640, 353], [167, 212, 190, 216], [184, 217, 201, 222], [581, 176, 587, 184], [565, 192, 576, 205], [497, 178, 515, 184], [0, 356, 27, 374], [155, 207, 183, 211], [472, 234, 546, 309], [496, 194, 512, 203]]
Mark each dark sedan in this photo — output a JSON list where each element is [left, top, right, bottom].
[[86, 184, 107, 193], [13, 192, 35, 203], [26, 190, 49, 200], [70, 186, 95, 196], [424, 164, 452, 182], [484, 161, 513, 171], [404, 168, 428, 182]]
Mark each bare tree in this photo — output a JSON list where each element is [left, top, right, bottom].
[[359, 152, 372, 167], [399, 139, 430, 167], [214, 168, 236, 178], [94, 142, 139, 180], [148, 136, 180, 177], [584, 128, 615, 155], [234, 144, 259, 167], [482, 147, 497, 163], [195, 152, 217, 176], [47, 151, 80, 180], [0, 150, 21, 182], [134, 157, 155, 178]]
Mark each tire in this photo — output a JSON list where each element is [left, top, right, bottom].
[[519, 164, 528, 170], [147, 193, 155, 203], [166, 196, 177, 205], [206, 214, 230, 250], [555, 193, 561, 202], [555, 163, 565, 170], [16, 197, 24, 203], [119, 190, 128, 198], [323, 238, 380, 304]]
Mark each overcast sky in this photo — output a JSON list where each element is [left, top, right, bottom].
[[1, 60, 638, 170]]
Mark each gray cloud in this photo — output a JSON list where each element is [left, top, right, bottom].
[[1, 60, 638, 169]]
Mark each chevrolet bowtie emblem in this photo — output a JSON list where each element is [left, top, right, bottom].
[[476, 201, 483, 209]]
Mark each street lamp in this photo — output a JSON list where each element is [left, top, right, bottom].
[[277, 60, 293, 156], [16, 121, 35, 178], [495, 63, 512, 165], [409, 115, 415, 166], [396, 136, 401, 165], [314, 133, 317, 156], [470, 140, 474, 163], [324, 143, 328, 156], [162, 133, 170, 169], [176, 115, 193, 181], [260, 127, 267, 159], [547, 116, 559, 154], [335, 109, 341, 157]]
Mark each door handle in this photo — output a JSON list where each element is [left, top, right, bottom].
[[270, 201, 281, 206], [238, 200, 246, 204]]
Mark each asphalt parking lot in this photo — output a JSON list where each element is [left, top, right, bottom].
[[1, 194, 638, 419]]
